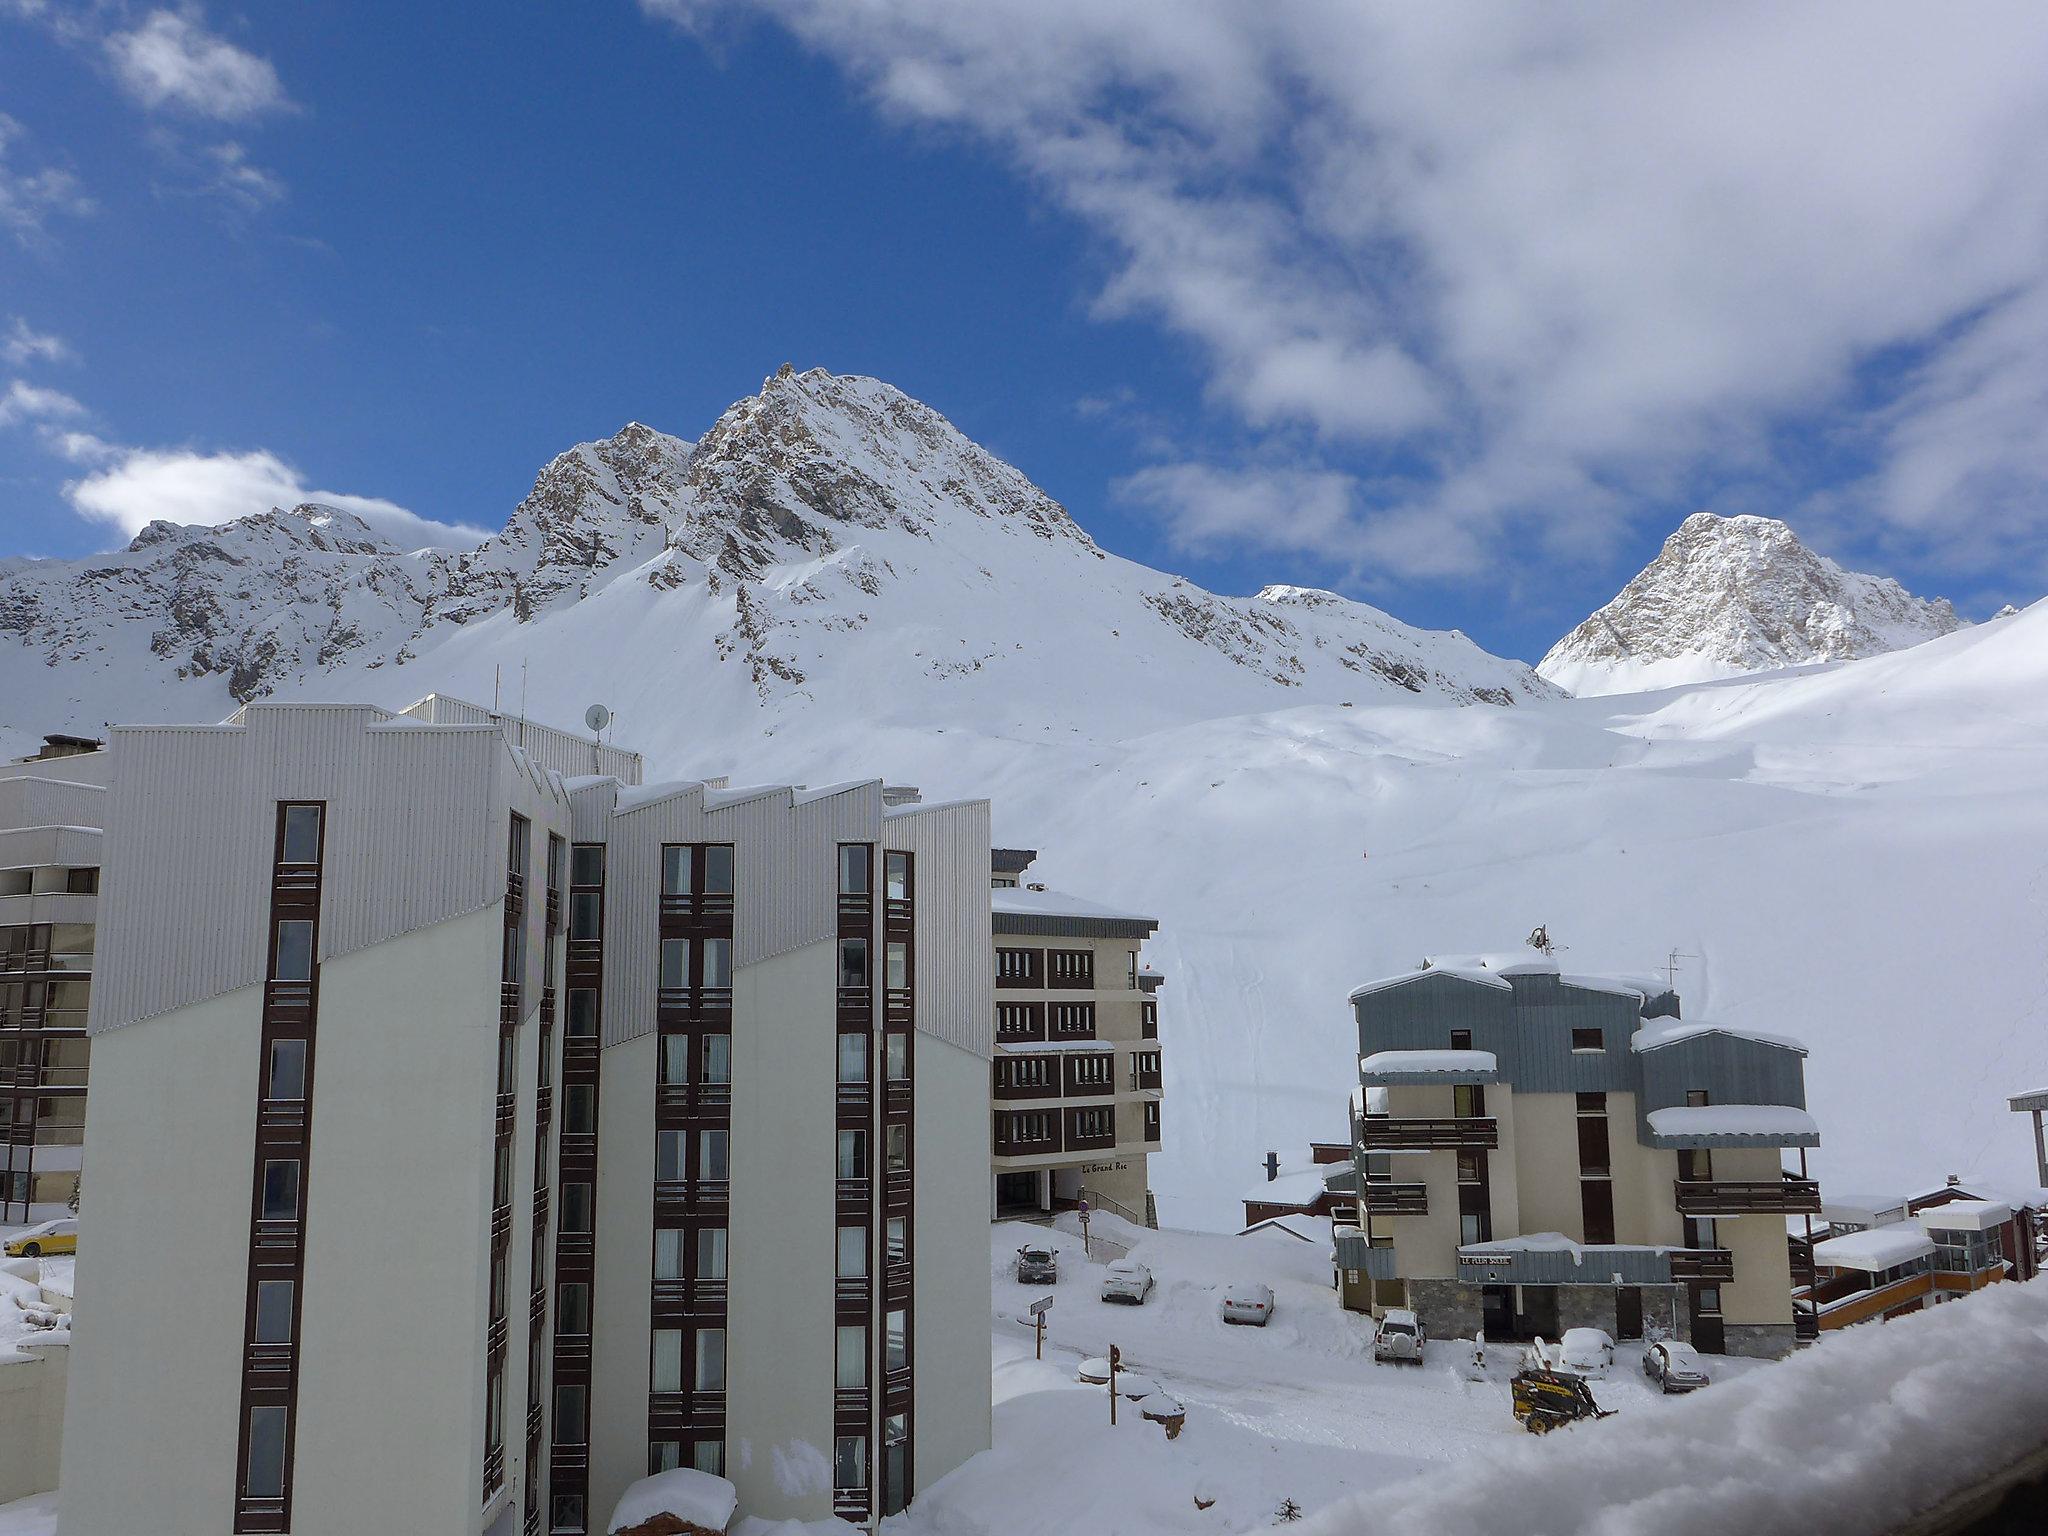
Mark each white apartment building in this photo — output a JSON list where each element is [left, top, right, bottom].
[[1, 735, 108, 1224], [56, 696, 993, 1535], [988, 850, 1162, 1227]]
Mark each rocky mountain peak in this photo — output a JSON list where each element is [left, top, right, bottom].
[[1539, 511, 1965, 696]]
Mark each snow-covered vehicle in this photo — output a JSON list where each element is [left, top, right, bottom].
[[3, 1218, 76, 1258], [1219, 1281, 1274, 1326], [1373, 1308, 1425, 1364], [1014, 1246, 1058, 1285], [1642, 1340, 1710, 1393], [1100, 1259, 1154, 1304], [1558, 1327, 1615, 1379]]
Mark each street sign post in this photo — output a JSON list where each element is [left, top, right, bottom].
[[1028, 1295, 1053, 1359], [1108, 1344, 1121, 1425], [1078, 1197, 1092, 1257]]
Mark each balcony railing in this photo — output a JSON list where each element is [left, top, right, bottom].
[[1669, 1247, 1735, 1282], [1674, 1178, 1822, 1215], [1359, 1182, 1430, 1216], [1358, 1116, 1498, 1150]]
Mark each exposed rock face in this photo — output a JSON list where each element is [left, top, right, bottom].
[[0, 368, 1556, 723], [1538, 512, 1965, 696]]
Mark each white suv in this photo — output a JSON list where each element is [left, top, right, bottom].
[[1374, 1308, 1426, 1364]]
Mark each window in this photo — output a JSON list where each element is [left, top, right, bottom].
[[835, 1435, 868, 1491], [1128, 951, 1139, 989], [498, 1036, 517, 1096], [260, 1159, 301, 1222], [560, 1183, 592, 1234], [660, 938, 691, 991], [698, 1227, 727, 1281], [655, 1227, 684, 1281], [1072, 1054, 1112, 1088], [649, 1441, 681, 1476], [702, 845, 734, 895], [836, 1324, 868, 1388], [838, 1032, 870, 1084], [557, 1282, 590, 1335], [883, 1413, 909, 1517], [1460, 1211, 1488, 1246], [1141, 1000, 1158, 1038], [1453, 1084, 1487, 1119], [886, 942, 908, 990], [253, 1279, 294, 1344], [885, 1310, 907, 1372], [996, 948, 1038, 985], [266, 1038, 306, 1101], [507, 814, 529, 878], [1575, 1091, 1606, 1114], [886, 1123, 908, 1173], [1580, 1179, 1616, 1245], [692, 1441, 724, 1475], [487, 1366, 505, 1450], [839, 845, 870, 894], [703, 938, 731, 990], [1695, 1285, 1722, 1315], [696, 1328, 727, 1391], [996, 1002, 1040, 1037], [1678, 1148, 1713, 1181], [65, 867, 98, 895], [838, 1129, 865, 1180], [570, 892, 601, 941], [554, 1384, 587, 1443], [548, 835, 565, 899], [567, 988, 598, 1037], [1450, 1029, 1472, 1051], [1048, 949, 1093, 987], [571, 844, 603, 888], [244, 1404, 288, 1499], [280, 804, 322, 865], [885, 851, 909, 901], [1576, 1112, 1610, 1179], [1685, 1216, 1719, 1250], [702, 1034, 731, 1085], [494, 1144, 513, 1208], [1571, 1028, 1603, 1052], [564, 1084, 595, 1135], [837, 1225, 867, 1278], [1051, 1002, 1094, 1035], [659, 1034, 689, 1085], [273, 919, 314, 982], [1143, 1100, 1161, 1140], [886, 1032, 909, 1083], [550, 1492, 586, 1533], [657, 1131, 686, 1182], [1686, 1089, 1710, 1107], [662, 845, 693, 897], [652, 1329, 684, 1392], [699, 1129, 729, 1181], [839, 938, 869, 989]]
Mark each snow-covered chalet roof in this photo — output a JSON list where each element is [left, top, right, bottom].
[[1359, 1048, 1499, 1082], [1631, 1018, 1807, 1055], [1812, 1225, 1936, 1273], [1645, 1104, 1820, 1147], [1916, 1199, 2013, 1233]]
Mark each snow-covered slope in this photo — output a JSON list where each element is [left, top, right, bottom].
[[0, 367, 1551, 736], [1538, 512, 1966, 696]]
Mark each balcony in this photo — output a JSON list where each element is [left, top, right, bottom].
[[1674, 1178, 1822, 1216], [1358, 1116, 1498, 1150], [1359, 1182, 1429, 1216], [1800, 1270, 1933, 1329], [1669, 1247, 1735, 1282], [658, 891, 734, 921]]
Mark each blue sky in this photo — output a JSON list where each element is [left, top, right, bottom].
[[4, 3, 2046, 664]]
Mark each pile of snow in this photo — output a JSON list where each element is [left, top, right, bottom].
[[607, 1467, 737, 1534], [1297, 1277, 2048, 1536]]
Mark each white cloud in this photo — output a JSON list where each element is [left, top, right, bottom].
[[202, 140, 285, 208], [3, 318, 75, 367], [0, 379, 86, 427], [105, 9, 289, 121], [62, 444, 489, 550], [644, 1, 2048, 582], [0, 113, 95, 243]]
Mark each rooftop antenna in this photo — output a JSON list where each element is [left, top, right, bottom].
[[518, 659, 529, 748], [1665, 947, 1699, 991], [584, 703, 612, 776], [493, 663, 502, 714], [1526, 925, 1558, 957]]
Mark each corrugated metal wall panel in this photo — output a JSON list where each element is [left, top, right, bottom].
[[0, 750, 112, 789], [1635, 1033, 1809, 1144], [0, 825, 104, 869], [886, 800, 994, 1060], [0, 776, 106, 832], [600, 784, 706, 1051], [569, 779, 619, 843], [401, 693, 644, 785]]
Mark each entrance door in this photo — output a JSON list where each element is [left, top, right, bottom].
[[1482, 1286, 1515, 1340], [1689, 1284, 1726, 1354], [1615, 1286, 1644, 1341], [1518, 1286, 1560, 1342]]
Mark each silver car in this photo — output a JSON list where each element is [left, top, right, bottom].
[[1642, 1341, 1710, 1393], [1219, 1281, 1274, 1326], [1374, 1308, 1426, 1364], [1100, 1259, 1155, 1305]]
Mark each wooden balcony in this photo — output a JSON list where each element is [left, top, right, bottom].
[[1358, 1116, 1498, 1150], [1674, 1178, 1822, 1215], [1669, 1247, 1735, 1282], [1359, 1182, 1429, 1216]]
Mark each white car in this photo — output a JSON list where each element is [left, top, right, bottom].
[[1642, 1340, 1710, 1393], [1558, 1327, 1615, 1379], [1373, 1308, 1426, 1365], [1100, 1259, 1154, 1305], [1219, 1281, 1274, 1326]]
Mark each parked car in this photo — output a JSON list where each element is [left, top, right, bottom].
[[1641, 1341, 1710, 1393], [1219, 1281, 1274, 1326], [1373, 1308, 1426, 1365], [4, 1218, 76, 1258], [1558, 1327, 1615, 1379], [1511, 1366, 1615, 1434], [1100, 1259, 1154, 1305], [1014, 1246, 1058, 1285]]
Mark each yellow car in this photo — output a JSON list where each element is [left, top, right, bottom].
[[4, 1218, 77, 1258]]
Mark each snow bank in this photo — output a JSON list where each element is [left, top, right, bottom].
[[607, 1467, 737, 1533], [1296, 1278, 2048, 1536]]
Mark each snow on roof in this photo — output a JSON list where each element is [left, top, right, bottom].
[[1359, 1048, 1499, 1077], [1646, 1104, 1820, 1144], [1631, 1018, 1807, 1054], [2009, 1086, 2048, 1111], [1429, 951, 1560, 977], [1917, 1199, 2013, 1233], [1239, 1214, 1332, 1244], [1557, 973, 1650, 999], [1349, 966, 1510, 1000], [606, 1466, 738, 1533], [1822, 1195, 1911, 1226], [990, 885, 1156, 923], [1459, 1232, 1673, 1262], [1812, 1224, 1936, 1272], [1351, 954, 1669, 1004], [994, 1038, 1117, 1054], [1244, 1168, 1339, 1208]]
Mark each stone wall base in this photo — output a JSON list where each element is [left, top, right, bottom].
[[1403, 1278, 1687, 1346], [1719, 1322, 1797, 1360]]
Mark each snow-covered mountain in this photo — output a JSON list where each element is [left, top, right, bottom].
[[1538, 511, 1966, 695], [0, 367, 1550, 736]]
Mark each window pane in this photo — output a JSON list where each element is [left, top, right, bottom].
[[555, 1384, 587, 1443], [836, 1324, 867, 1388], [660, 938, 690, 991], [565, 1085, 594, 1134], [692, 1440, 724, 1475], [551, 1493, 586, 1532], [838, 1130, 864, 1180], [245, 1405, 288, 1498], [567, 988, 598, 1038], [280, 804, 322, 865], [885, 852, 909, 901], [886, 1123, 908, 1173], [561, 1183, 592, 1234], [837, 1226, 866, 1278], [662, 845, 692, 897], [702, 846, 733, 895], [261, 1160, 300, 1221], [655, 1227, 684, 1281], [703, 938, 731, 990], [887, 1217, 906, 1263], [702, 1034, 731, 1084], [885, 1310, 907, 1371], [571, 845, 603, 887], [659, 1035, 689, 1085], [886, 1033, 909, 1083], [835, 1435, 867, 1490], [652, 1329, 684, 1393], [657, 1132, 686, 1182], [253, 1279, 294, 1344], [267, 1038, 307, 1101], [570, 892, 601, 940], [839, 939, 868, 989], [649, 1441, 681, 1476], [700, 1130, 729, 1181], [696, 1328, 727, 1391], [838, 845, 870, 894], [558, 1282, 590, 1334], [273, 920, 314, 982], [698, 1227, 727, 1280], [838, 1032, 869, 1084], [887, 943, 908, 990]]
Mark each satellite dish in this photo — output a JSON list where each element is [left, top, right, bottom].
[[584, 704, 612, 733]]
